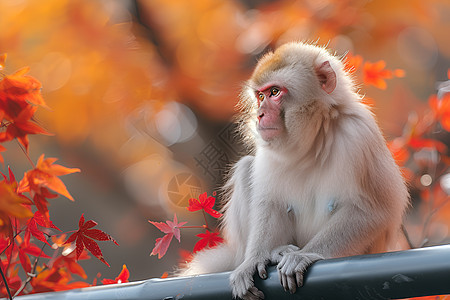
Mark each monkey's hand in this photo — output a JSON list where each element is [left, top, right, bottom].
[[270, 244, 301, 263], [230, 259, 268, 300], [277, 251, 323, 294]]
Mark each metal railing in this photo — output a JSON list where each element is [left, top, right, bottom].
[[11, 245, 450, 300]]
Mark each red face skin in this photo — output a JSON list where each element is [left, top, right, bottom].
[[255, 84, 287, 141]]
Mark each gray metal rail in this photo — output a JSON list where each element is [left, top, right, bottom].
[[12, 245, 450, 299]]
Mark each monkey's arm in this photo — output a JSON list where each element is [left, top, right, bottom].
[[230, 199, 295, 300], [277, 202, 388, 293]]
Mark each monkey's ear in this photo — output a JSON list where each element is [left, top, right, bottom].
[[315, 61, 337, 94]]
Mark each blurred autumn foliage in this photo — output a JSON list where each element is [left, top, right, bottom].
[[1, 0, 450, 297], [0, 56, 121, 297]]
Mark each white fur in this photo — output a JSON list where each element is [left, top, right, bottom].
[[181, 42, 409, 300]]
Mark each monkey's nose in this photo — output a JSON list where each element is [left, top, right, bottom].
[[258, 113, 264, 121]]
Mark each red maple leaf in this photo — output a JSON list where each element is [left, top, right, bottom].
[[0, 259, 22, 296], [17, 241, 51, 273], [101, 264, 129, 285], [193, 230, 224, 253], [149, 214, 187, 259], [24, 211, 61, 246], [64, 214, 118, 266], [187, 192, 223, 218]]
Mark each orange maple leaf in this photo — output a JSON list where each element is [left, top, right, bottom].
[[0, 61, 51, 150], [0, 105, 52, 150], [363, 60, 404, 90], [52, 253, 88, 280], [0, 66, 48, 108], [18, 154, 80, 201], [101, 264, 129, 285], [0, 180, 33, 237], [30, 266, 90, 293]]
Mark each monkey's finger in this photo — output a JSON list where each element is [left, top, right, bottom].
[[296, 271, 304, 287], [279, 271, 288, 291], [286, 274, 297, 294], [257, 262, 268, 279], [277, 256, 287, 270], [277, 268, 284, 287], [248, 286, 265, 300]]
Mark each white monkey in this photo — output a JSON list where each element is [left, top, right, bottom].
[[181, 42, 409, 300]]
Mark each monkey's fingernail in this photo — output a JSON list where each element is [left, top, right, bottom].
[[261, 273, 267, 279]]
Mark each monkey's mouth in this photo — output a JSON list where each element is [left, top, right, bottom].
[[257, 125, 281, 140], [257, 126, 279, 131]]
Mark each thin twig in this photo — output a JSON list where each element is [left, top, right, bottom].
[[420, 195, 450, 246], [15, 139, 35, 169], [180, 225, 206, 229], [201, 210, 210, 231], [0, 263, 13, 300], [401, 224, 414, 249], [13, 243, 47, 297]]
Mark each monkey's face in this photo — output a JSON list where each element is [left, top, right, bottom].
[[250, 64, 317, 145], [243, 42, 338, 148], [254, 84, 287, 141]]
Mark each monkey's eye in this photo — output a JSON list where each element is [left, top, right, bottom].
[[270, 87, 281, 97], [257, 92, 265, 102]]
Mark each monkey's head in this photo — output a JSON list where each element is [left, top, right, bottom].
[[239, 42, 356, 151]]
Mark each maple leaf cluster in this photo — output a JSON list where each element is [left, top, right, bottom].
[[0, 54, 51, 154], [0, 57, 122, 298], [149, 192, 224, 261]]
